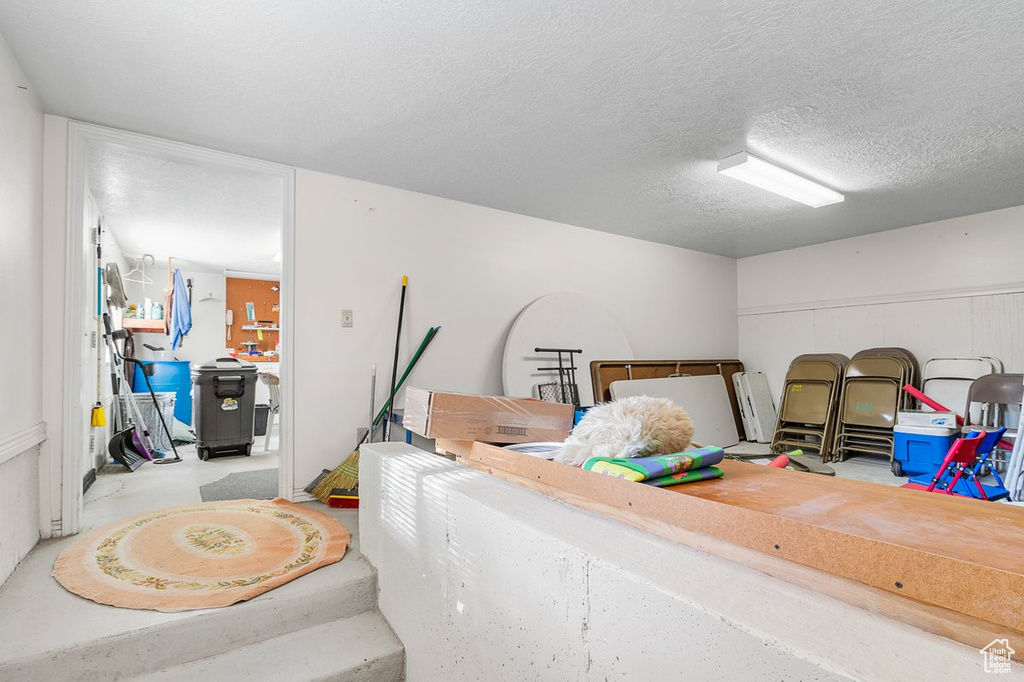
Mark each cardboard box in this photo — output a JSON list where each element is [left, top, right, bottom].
[[403, 387, 574, 444], [897, 410, 958, 428]]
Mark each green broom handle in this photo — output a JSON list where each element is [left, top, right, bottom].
[[371, 325, 439, 428], [350, 327, 438, 453]]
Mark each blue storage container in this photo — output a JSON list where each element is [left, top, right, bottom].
[[133, 360, 193, 425], [892, 425, 956, 476]]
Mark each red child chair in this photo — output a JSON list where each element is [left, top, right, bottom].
[[902, 431, 987, 499]]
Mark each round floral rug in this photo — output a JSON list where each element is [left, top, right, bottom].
[[52, 498, 350, 612]]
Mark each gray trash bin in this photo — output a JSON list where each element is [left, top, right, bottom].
[[192, 357, 258, 460]]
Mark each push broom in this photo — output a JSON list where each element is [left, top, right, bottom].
[[310, 324, 441, 503]]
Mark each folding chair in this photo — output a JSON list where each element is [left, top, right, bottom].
[[853, 347, 919, 407], [833, 354, 909, 461], [962, 373, 1023, 473], [770, 354, 847, 459], [902, 431, 994, 499], [258, 372, 281, 451], [971, 427, 1008, 495], [921, 356, 998, 424]]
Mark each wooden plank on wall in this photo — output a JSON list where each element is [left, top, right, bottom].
[[436, 438, 1024, 655]]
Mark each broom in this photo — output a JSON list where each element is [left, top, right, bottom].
[[310, 325, 440, 502]]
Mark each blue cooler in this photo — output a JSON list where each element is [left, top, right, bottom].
[[892, 424, 957, 477]]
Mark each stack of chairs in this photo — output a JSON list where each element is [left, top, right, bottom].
[[832, 347, 919, 462], [921, 356, 1001, 423], [770, 354, 849, 460]]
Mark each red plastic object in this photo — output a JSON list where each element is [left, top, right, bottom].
[[768, 455, 790, 468], [327, 487, 359, 508]]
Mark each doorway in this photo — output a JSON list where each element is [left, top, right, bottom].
[[62, 122, 296, 535]]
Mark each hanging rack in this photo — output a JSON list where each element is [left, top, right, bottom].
[[122, 254, 156, 286]]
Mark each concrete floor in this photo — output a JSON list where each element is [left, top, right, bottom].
[[0, 429, 381, 671], [725, 441, 1024, 506], [0, 504, 363, 678], [83, 435, 280, 531], [724, 441, 901, 486]]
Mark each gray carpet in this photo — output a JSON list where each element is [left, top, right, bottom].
[[199, 468, 280, 501]]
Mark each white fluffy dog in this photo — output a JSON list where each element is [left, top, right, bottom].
[[553, 395, 695, 467]]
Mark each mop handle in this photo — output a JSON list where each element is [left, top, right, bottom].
[[384, 276, 408, 441], [140, 361, 180, 460]]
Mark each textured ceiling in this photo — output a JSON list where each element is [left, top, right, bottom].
[[88, 141, 283, 274], [4, 1, 1024, 257]]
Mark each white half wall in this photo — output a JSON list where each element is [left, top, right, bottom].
[[360, 443, 987, 681], [737, 205, 1024, 400], [0, 35, 44, 583], [294, 169, 738, 486]]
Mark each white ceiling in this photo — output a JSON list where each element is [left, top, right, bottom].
[[4, 1, 1024, 257], [87, 140, 284, 274]]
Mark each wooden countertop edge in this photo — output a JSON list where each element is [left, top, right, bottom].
[[435, 438, 1024, 659]]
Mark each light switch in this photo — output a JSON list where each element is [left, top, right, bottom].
[[342, 309, 353, 328]]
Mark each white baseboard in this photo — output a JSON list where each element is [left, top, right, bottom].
[[0, 422, 47, 467]]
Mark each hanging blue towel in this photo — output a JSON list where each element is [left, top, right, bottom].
[[170, 269, 192, 350]]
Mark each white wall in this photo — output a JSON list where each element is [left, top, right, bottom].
[[294, 169, 738, 488], [179, 270, 228, 362], [737, 206, 1024, 401], [361, 444, 986, 681], [40, 114, 68, 539], [122, 261, 227, 364], [0, 36, 44, 584]]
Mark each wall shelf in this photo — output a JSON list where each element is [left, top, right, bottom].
[[122, 319, 165, 333], [241, 325, 280, 331]]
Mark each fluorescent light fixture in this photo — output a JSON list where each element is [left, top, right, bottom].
[[718, 151, 844, 208]]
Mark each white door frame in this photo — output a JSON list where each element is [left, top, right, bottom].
[[61, 121, 296, 535]]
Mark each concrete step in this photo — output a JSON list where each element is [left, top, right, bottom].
[[0, 510, 379, 682], [133, 610, 404, 682]]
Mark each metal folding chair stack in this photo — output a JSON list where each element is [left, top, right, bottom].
[[832, 347, 919, 463], [920, 356, 1001, 423], [770, 354, 848, 460]]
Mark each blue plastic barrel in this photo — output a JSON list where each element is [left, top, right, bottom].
[[133, 360, 193, 425]]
